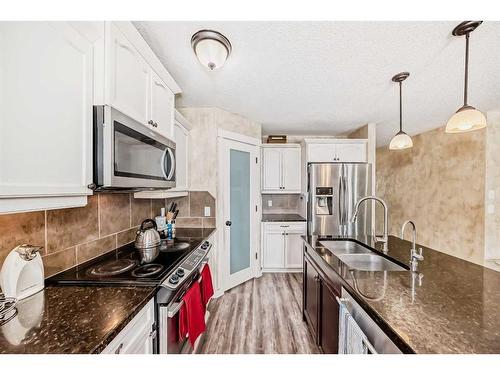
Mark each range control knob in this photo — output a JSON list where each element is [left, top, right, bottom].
[[169, 274, 179, 284], [176, 268, 185, 277], [201, 241, 209, 249]]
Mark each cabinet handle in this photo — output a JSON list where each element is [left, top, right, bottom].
[[115, 343, 124, 354]]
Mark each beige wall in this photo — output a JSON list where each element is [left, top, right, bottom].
[[376, 125, 486, 265], [179, 107, 262, 198], [484, 111, 500, 268]]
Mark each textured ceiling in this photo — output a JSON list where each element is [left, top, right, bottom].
[[134, 21, 500, 145]]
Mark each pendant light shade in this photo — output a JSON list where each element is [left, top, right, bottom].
[[191, 30, 232, 71], [446, 105, 487, 133], [389, 131, 413, 150], [389, 72, 413, 150], [446, 21, 486, 133]]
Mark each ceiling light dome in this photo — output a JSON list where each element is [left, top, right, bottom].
[[446, 21, 486, 133], [191, 30, 232, 71], [389, 72, 413, 151]]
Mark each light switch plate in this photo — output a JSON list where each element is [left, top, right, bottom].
[[488, 190, 495, 200], [267, 200, 273, 207], [204, 206, 211, 217]]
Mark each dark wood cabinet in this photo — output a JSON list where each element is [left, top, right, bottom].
[[303, 248, 341, 354], [303, 254, 320, 342]]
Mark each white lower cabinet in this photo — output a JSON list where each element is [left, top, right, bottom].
[[102, 299, 155, 354], [262, 222, 306, 271]]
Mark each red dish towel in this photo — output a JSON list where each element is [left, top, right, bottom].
[[178, 281, 206, 346], [200, 264, 214, 308]]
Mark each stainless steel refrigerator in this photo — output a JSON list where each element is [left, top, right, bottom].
[[307, 163, 372, 236]]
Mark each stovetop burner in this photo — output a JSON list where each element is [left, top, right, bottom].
[[131, 263, 164, 278], [87, 258, 138, 277], [160, 241, 190, 252]]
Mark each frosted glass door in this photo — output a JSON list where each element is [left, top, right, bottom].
[[230, 149, 251, 274]]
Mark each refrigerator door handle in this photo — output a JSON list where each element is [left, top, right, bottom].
[[338, 172, 343, 233]]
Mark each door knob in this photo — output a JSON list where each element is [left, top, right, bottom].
[[225, 221, 232, 226]]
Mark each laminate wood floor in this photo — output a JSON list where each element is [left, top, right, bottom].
[[199, 273, 320, 354]]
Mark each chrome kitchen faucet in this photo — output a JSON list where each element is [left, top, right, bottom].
[[401, 220, 424, 272], [351, 196, 389, 253]]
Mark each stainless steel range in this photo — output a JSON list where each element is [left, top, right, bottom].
[[48, 230, 214, 354]]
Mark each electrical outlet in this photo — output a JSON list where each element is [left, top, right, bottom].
[[204, 206, 211, 217], [488, 204, 495, 214], [488, 190, 495, 200], [267, 200, 273, 207]]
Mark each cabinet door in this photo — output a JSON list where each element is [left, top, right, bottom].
[[0, 22, 93, 199], [307, 144, 336, 163], [108, 23, 150, 124], [150, 71, 174, 139], [262, 148, 282, 191], [262, 229, 285, 269], [319, 281, 340, 354], [284, 224, 306, 269], [303, 256, 320, 342], [335, 143, 367, 163], [281, 148, 301, 192], [102, 299, 155, 354], [173, 122, 189, 191]]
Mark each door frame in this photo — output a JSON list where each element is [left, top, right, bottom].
[[217, 129, 261, 294]]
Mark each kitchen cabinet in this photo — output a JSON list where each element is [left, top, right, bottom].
[[305, 139, 367, 163], [150, 70, 175, 139], [303, 250, 341, 354], [261, 222, 306, 271], [0, 22, 94, 213], [102, 299, 155, 354], [172, 116, 190, 191], [107, 23, 150, 125], [105, 22, 178, 141], [261, 145, 301, 193]]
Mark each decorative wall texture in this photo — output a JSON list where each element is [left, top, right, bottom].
[[0, 191, 215, 278], [376, 125, 486, 265]]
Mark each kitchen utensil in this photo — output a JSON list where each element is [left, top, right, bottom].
[[171, 202, 177, 213], [0, 244, 44, 300], [173, 209, 179, 220], [135, 219, 161, 264], [168, 202, 175, 212]]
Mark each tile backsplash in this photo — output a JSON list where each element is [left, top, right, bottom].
[[0, 191, 215, 278], [261, 194, 306, 215]]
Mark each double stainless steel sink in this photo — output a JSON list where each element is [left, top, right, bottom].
[[319, 240, 406, 271]]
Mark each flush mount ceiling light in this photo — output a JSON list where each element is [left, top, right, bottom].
[[389, 72, 413, 150], [446, 21, 486, 133], [191, 30, 232, 71]]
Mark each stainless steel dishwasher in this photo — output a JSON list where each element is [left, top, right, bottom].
[[338, 287, 402, 354]]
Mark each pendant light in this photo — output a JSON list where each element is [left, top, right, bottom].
[[191, 30, 232, 71], [446, 21, 486, 133], [389, 72, 413, 150]]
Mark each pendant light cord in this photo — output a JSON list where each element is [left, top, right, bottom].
[[399, 81, 403, 132], [464, 33, 469, 106]]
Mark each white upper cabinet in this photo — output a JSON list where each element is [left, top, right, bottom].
[[172, 117, 190, 191], [305, 139, 367, 163], [150, 71, 175, 139], [261, 145, 301, 193], [0, 22, 94, 213], [104, 22, 181, 141], [262, 148, 282, 191], [108, 23, 150, 124]]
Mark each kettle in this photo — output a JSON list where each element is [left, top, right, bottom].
[[0, 244, 44, 300], [134, 219, 161, 264]]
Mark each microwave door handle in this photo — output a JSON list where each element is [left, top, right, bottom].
[[162, 148, 176, 181]]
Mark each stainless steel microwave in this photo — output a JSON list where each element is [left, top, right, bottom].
[[92, 106, 176, 191]]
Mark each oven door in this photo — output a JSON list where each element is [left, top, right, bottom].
[[95, 106, 176, 190], [159, 300, 191, 354]]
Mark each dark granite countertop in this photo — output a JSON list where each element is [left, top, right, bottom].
[[0, 285, 155, 354], [262, 213, 306, 222], [302, 234, 500, 354]]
